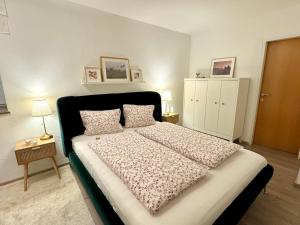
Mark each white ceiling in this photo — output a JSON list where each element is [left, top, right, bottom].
[[68, 0, 300, 34]]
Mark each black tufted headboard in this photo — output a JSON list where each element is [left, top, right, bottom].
[[57, 91, 162, 157]]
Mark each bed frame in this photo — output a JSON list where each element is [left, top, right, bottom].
[[57, 91, 274, 225]]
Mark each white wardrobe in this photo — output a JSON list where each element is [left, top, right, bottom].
[[183, 78, 249, 141]]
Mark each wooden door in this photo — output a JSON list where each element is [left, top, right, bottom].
[[183, 80, 196, 129], [205, 81, 221, 132], [217, 81, 238, 137], [254, 38, 300, 154], [193, 81, 208, 131]]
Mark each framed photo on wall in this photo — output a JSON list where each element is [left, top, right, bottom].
[[130, 69, 143, 82], [0, 0, 7, 16], [0, 76, 9, 114], [0, 15, 9, 34], [84, 66, 101, 84], [210, 57, 236, 78], [100, 56, 130, 83]]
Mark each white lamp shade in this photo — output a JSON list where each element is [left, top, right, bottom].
[[161, 90, 172, 101], [32, 99, 52, 117]]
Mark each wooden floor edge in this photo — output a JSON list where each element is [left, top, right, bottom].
[[0, 163, 69, 186]]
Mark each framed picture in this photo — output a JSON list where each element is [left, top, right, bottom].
[[0, 76, 9, 114], [0, 0, 7, 16], [100, 56, 130, 83], [131, 69, 143, 82], [84, 66, 101, 84], [210, 57, 236, 78], [0, 14, 9, 34]]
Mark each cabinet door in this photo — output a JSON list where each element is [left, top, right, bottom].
[[205, 81, 221, 132], [193, 81, 208, 131], [183, 81, 196, 129], [217, 81, 238, 137]]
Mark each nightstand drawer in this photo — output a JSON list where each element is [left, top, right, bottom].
[[15, 143, 56, 165]]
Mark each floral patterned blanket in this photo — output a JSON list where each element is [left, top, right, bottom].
[[136, 122, 242, 168], [89, 131, 208, 214]]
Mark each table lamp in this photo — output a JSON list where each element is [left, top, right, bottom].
[[32, 99, 53, 140], [161, 90, 172, 115]]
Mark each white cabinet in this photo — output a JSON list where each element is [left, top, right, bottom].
[[205, 81, 221, 132], [193, 81, 208, 130], [215, 81, 238, 136], [183, 80, 196, 129], [183, 80, 208, 131], [183, 78, 249, 141]]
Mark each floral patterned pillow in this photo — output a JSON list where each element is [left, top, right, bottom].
[[123, 104, 156, 128], [80, 109, 123, 135]]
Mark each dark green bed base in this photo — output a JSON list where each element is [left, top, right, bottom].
[[69, 151, 123, 225], [69, 150, 273, 225], [57, 92, 274, 225]]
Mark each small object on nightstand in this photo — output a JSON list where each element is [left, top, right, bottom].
[[14, 137, 61, 191], [162, 113, 179, 124]]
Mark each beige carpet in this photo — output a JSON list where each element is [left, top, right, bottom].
[[0, 165, 95, 225]]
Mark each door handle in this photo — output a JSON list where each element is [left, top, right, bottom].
[[261, 93, 270, 97]]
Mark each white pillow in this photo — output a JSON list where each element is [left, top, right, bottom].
[[80, 109, 123, 135], [123, 104, 156, 128]]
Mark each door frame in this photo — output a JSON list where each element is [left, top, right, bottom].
[[250, 34, 300, 145]]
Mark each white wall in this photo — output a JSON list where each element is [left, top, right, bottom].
[[0, 0, 190, 183], [189, 4, 300, 143]]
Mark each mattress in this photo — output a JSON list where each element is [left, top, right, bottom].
[[72, 131, 267, 225]]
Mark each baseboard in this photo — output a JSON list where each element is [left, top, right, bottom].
[[240, 140, 251, 146], [0, 163, 69, 186]]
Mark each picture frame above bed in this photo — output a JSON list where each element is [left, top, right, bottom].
[[84, 66, 102, 84], [100, 56, 131, 83], [130, 68, 143, 82]]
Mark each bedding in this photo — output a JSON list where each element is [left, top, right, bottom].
[[72, 133, 267, 225], [136, 122, 242, 167], [80, 109, 122, 135], [88, 131, 208, 214], [123, 104, 156, 128]]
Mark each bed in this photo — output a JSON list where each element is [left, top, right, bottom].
[[57, 91, 274, 225]]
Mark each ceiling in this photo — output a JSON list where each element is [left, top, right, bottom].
[[68, 0, 300, 34]]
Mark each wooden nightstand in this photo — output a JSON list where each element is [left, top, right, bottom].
[[15, 137, 61, 191], [162, 113, 179, 124]]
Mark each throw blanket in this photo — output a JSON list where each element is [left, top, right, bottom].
[[89, 131, 208, 214], [136, 122, 242, 168]]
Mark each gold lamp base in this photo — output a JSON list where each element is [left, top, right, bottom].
[[40, 133, 53, 140]]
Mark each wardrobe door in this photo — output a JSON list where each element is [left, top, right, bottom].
[[193, 81, 208, 131], [205, 81, 221, 132], [183, 80, 196, 129], [217, 81, 238, 137]]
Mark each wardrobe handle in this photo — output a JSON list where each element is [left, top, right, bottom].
[[196, 100, 199, 102], [214, 101, 218, 104], [221, 102, 225, 105], [191, 99, 193, 102]]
